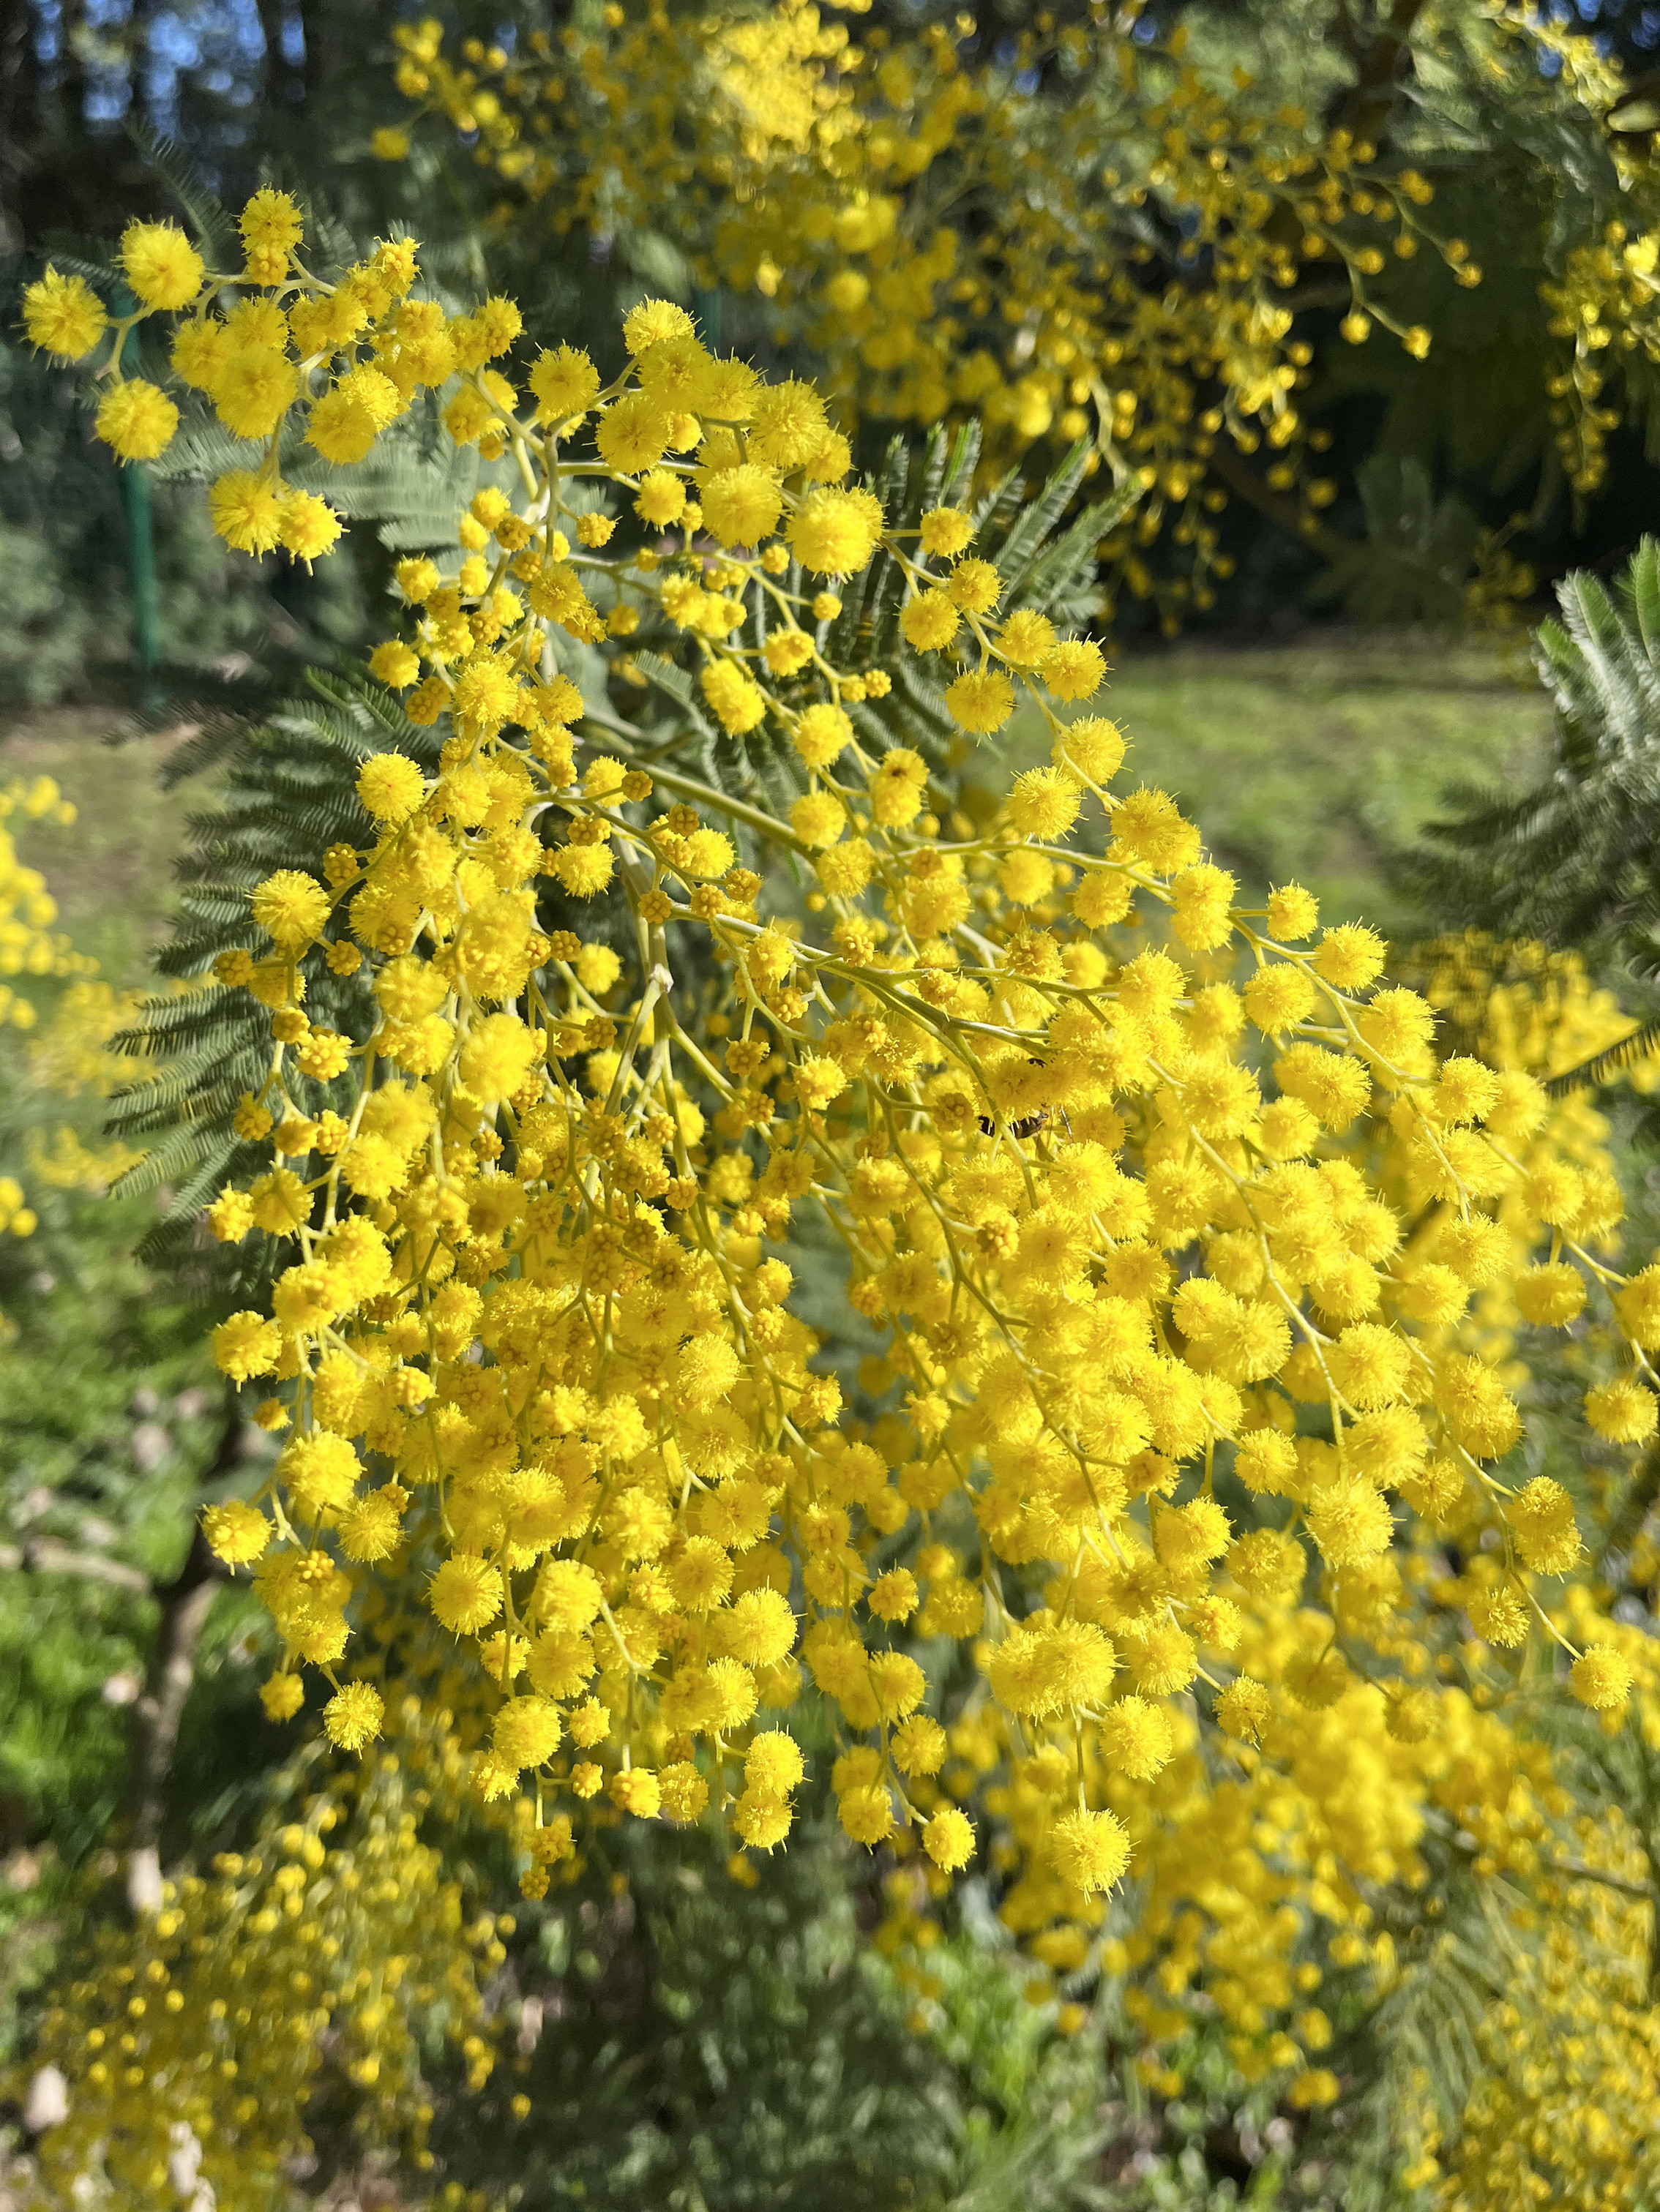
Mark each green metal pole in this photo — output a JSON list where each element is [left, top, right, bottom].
[[121, 457, 162, 683], [113, 285, 162, 701]]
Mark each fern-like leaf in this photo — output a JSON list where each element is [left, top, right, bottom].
[[127, 120, 237, 258]]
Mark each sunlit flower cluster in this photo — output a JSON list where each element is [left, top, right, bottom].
[[10, 1703, 502, 2212], [0, 774, 96, 1237], [1406, 1793, 1660, 2208], [26, 191, 1660, 2176], [384, 1, 1622, 631]]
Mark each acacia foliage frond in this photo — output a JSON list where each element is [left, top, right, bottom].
[[1416, 539, 1660, 973], [105, 667, 434, 1302]]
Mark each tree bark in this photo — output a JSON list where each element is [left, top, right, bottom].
[[123, 1392, 239, 1913], [1328, 0, 1430, 148]]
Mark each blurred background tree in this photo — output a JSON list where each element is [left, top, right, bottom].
[[15, 0, 1660, 706], [390, 0, 1660, 636]]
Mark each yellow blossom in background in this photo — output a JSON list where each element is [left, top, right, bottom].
[[384, 1, 1647, 631]]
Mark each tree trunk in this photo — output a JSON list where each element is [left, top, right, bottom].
[[123, 1393, 240, 1913]]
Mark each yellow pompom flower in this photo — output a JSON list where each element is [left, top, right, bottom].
[[1042, 638, 1107, 700], [23, 267, 108, 361], [259, 1671, 305, 1722], [338, 1491, 403, 1562], [280, 1429, 360, 1518], [451, 652, 521, 737], [252, 869, 331, 951], [458, 1011, 539, 1101], [1050, 1807, 1131, 1893], [946, 558, 1002, 612], [278, 492, 343, 564], [212, 342, 299, 438], [722, 1587, 797, 1667], [1267, 882, 1320, 938], [996, 609, 1056, 668], [699, 463, 783, 547], [946, 667, 1015, 734], [369, 236, 420, 297], [94, 379, 179, 462], [207, 1188, 255, 1242], [308, 366, 403, 462], [1058, 715, 1126, 784], [659, 1763, 711, 1822], [736, 1790, 793, 1848], [610, 1768, 662, 1818], [1099, 1695, 1177, 1780], [1306, 1477, 1394, 1570], [550, 844, 613, 897], [635, 467, 687, 525], [919, 506, 974, 558], [1468, 1583, 1530, 1648], [209, 469, 287, 554], [594, 391, 673, 473], [1510, 1477, 1580, 1575], [741, 1733, 803, 1795], [890, 1716, 946, 1777], [1008, 765, 1082, 840], [924, 1808, 976, 1871], [367, 640, 422, 691], [900, 588, 961, 652], [211, 1310, 282, 1381], [493, 1695, 564, 1770], [118, 218, 205, 310], [528, 344, 600, 422], [1615, 1263, 1660, 1346], [356, 751, 426, 820], [321, 1682, 384, 1752], [802, 430, 851, 483], [867, 1567, 918, 1622], [790, 791, 847, 849], [837, 1781, 895, 1847], [623, 298, 696, 353], [1571, 1643, 1633, 1712], [430, 1553, 505, 1634], [240, 185, 304, 281], [1215, 1676, 1273, 1743], [202, 1499, 272, 1567], [792, 702, 852, 770], [1586, 1376, 1659, 1444], [1315, 923, 1388, 991], [1244, 962, 1318, 1035], [748, 378, 829, 467], [701, 659, 766, 734], [788, 487, 881, 576]]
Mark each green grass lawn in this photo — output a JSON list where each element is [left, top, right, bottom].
[[2, 711, 187, 988], [1102, 631, 1550, 941]]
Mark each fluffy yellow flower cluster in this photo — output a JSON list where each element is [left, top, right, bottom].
[[0, 775, 94, 1238], [21, 980, 148, 1196], [22, 190, 427, 563], [10, 1701, 502, 2212], [0, 776, 81, 1008], [31, 197, 1660, 2123], [1407, 930, 1660, 1087], [1404, 1769, 1660, 2207], [384, 1, 1585, 627]]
